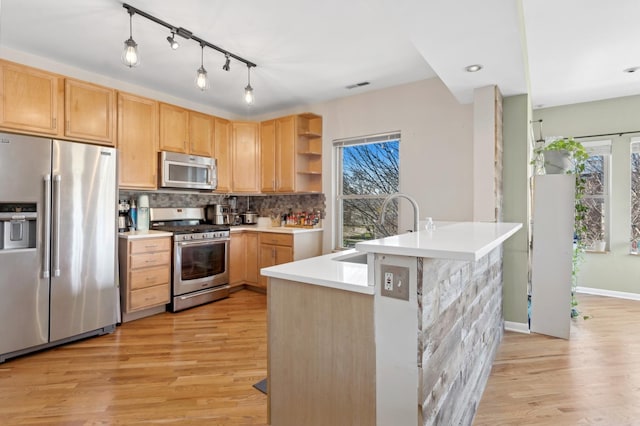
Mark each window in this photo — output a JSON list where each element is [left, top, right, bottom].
[[580, 140, 611, 249], [631, 140, 640, 247], [334, 132, 400, 249]]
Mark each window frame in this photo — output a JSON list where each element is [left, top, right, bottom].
[[334, 132, 400, 250]]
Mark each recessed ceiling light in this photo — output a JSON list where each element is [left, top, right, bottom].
[[623, 66, 640, 73], [465, 64, 483, 73]]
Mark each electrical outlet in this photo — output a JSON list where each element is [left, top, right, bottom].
[[380, 265, 410, 301], [384, 272, 393, 291]]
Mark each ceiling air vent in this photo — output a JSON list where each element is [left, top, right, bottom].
[[346, 81, 370, 90]]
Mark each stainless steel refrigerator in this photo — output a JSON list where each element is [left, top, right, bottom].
[[0, 132, 118, 362]]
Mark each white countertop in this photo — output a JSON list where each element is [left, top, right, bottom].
[[230, 225, 322, 234], [261, 221, 522, 294], [118, 230, 173, 239], [261, 249, 373, 295], [356, 221, 522, 261]]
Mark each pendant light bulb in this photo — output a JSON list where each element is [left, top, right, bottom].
[[195, 44, 209, 91], [121, 10, 139, 68], [244, 66, 254, 105]]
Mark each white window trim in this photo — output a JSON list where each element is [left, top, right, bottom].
[[333, 132, 400, 250]]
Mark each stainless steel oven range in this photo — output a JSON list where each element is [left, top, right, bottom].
[[150, 207, 230, 312]]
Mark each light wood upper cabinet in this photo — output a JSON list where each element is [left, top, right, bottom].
[[260, 119, 276, 192], [159, 103, 213, 156], [261, 113, 320, 194], [277, 115, 296, 192], [295, 113, 323, 193], [188, 110, 213, 156], [159, 102, 189, 153], [117, 92, 159, 189], [64, 78, 116, 145], [260, 116, 295, 193], [0, 60, 63, 136], [213, 117, 232, 193], [231, 121, 260, 193]]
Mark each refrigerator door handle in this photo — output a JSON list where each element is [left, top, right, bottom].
[[53, 174, 61, 277], [43, 174, 52, 278]]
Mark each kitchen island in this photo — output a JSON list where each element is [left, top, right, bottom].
[[262, 221, 522, 426]]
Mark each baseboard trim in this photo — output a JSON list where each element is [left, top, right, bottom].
[[576, 286, 640, 301], [504, 321, 530, 334]]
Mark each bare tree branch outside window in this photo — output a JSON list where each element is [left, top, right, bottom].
[[631, 145, 640, 241], [581, 154, 606, 245], [338, 140, 399, 248]]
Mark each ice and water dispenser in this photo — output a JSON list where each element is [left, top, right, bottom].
[[0, 203, 37, 250]]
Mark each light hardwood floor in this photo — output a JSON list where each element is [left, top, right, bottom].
[[0, 290, 268, 425], [475, 293, 640, 425], [1, 291, 638, 425]]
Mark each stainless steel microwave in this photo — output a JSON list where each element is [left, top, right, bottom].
[[159, 151, 217, 190]]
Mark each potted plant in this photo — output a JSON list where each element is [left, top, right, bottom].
[[533, 137, 589, 318], [533, 137, 589, 175]]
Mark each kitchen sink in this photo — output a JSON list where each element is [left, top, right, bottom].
[[332, 251, 368, 264]]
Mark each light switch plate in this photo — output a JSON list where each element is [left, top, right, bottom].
[[380, 265, 410, 301]]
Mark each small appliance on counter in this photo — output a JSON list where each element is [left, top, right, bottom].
[[241, 197, 258, 224], [118, 199, 130, 232], [206, 204, 230, 225], [137, 195, 150, 231], [241, 211, 258, 224]]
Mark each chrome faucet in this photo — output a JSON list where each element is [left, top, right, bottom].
[[379, 192, 420, 233]]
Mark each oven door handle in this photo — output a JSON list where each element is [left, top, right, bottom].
[[176, 238, 229, 248]]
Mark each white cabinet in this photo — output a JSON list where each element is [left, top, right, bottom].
[[530, 174, 575, 339]]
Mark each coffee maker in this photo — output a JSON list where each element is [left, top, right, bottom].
[[118, 199, 131, 232], [206, 204, 230, 225]]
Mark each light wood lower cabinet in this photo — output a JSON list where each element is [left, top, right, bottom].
[[119, 236, 171, 320], [258, 231, 322, 288], [229, 231, 258, 289], [230, 230, 321, 290]]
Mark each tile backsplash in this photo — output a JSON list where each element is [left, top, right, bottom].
[[119, 191, 325, 219]]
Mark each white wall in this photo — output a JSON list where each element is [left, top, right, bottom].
[[534, 95, 640, 295], [309, 78, 474, 251]]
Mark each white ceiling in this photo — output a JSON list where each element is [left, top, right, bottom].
[[1, 0, 639, 118]]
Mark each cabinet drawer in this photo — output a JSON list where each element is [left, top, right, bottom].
[[130, 250, 171, 269], [129, 284, 170, 311], [129, 238, 171, 254], [260, 233, 293, 246], [129, 265, 170, 290]]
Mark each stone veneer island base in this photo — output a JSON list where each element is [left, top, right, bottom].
[[262, 222, 521, 426]]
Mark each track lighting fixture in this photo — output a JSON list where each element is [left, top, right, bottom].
[[223, 54, 231, 72], [195, 44, 209, 91], [121, 3, 257, 103], [121, 8, 139, 68], [166, 31, 179, 50], [244, 65, 254, 105]]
